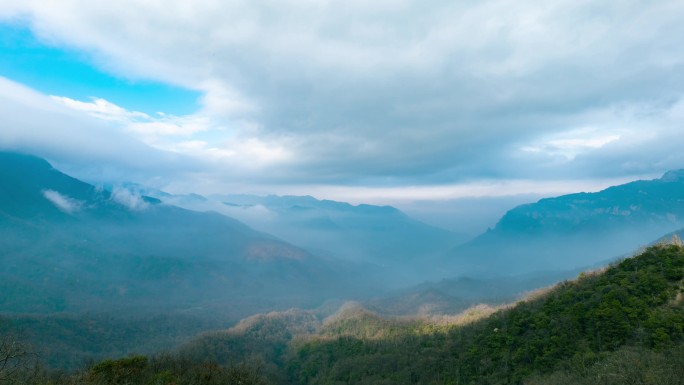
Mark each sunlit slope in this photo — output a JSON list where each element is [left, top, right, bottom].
[[289, 244, 684, 384]]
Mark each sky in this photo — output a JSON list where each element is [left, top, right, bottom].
[[1, 0, 684, 225]]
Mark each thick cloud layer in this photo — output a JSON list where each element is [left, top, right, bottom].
[[0, 76, 196, 185], [1, 1, 683, 194]]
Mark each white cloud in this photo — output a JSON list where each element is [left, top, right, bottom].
[[0, 77, 136, 158], [548, 136, 621, 150], [42, 189, 83, 213], [521, 128, 622, 160], [0, 76, 196, 186], [50, 96, 213, 138], [256, 177, 644, 206], [110, 186, 149, 211], [51, 95, 294, 168], [50, 96, 149, 121], [173, 137, 293, 168], [198, 79, 257, 117]]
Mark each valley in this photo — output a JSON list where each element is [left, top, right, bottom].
[[2, 4, 683, 383], [2, 152, 684, 384], [3, 244, 683, 384]]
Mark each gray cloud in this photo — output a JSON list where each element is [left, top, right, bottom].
[[1, 1, 684, 194]]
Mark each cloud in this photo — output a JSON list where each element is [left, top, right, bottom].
[[1, 1, 684, 197], [50, 96, 214, 139], [521, 127, 622, 160], [256, 177, 641, 205], [110, 186, 149, 211], [42, 189, 82, 213], [0, 76, 197, 185], [51, 95, 294, 169], [50, 96, 149, 122], [509, 99, 684, 179]]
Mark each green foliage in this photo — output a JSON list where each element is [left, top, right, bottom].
[[288, 245, 684, 384], [526, 344, 684, 385], [88, 355, 148, 384], [0, 313, 216, 370], [0, 354, 267, 385], [179, 309, 320, 384], [5, 245, 684, 384]]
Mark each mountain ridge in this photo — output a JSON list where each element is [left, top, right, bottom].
[[0, 151, 370, 317], [126, 185, 469, 283], [447, 169, 684, 276]]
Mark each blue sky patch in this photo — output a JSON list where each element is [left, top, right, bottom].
[[0, 22, 200, 116]]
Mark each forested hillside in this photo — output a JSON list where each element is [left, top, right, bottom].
[[289, 243, 684, 384], [3, 244, 683, 384]]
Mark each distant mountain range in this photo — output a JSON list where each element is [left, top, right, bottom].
[[5, 150, 684, 382], [0, 152, 370, 318], [216, 194, 468, 265], [126, 186, 468, 282], [5, 150, 684, 318], [447, 170, 684, 275]]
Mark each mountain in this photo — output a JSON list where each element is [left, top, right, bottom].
[[284, 244, 684, 385], [146, 192, 467, 282], [219, 194, 468, 264], [365, 269, 578, 317], [13, 243, 682, 384], [123, 187, 468, 284], [447, 170, 684, 275], [0, 152, 369, 318]]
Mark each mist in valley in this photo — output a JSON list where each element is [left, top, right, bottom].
[[4, 151, 684, 380], [3, 1, 684, 383]]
